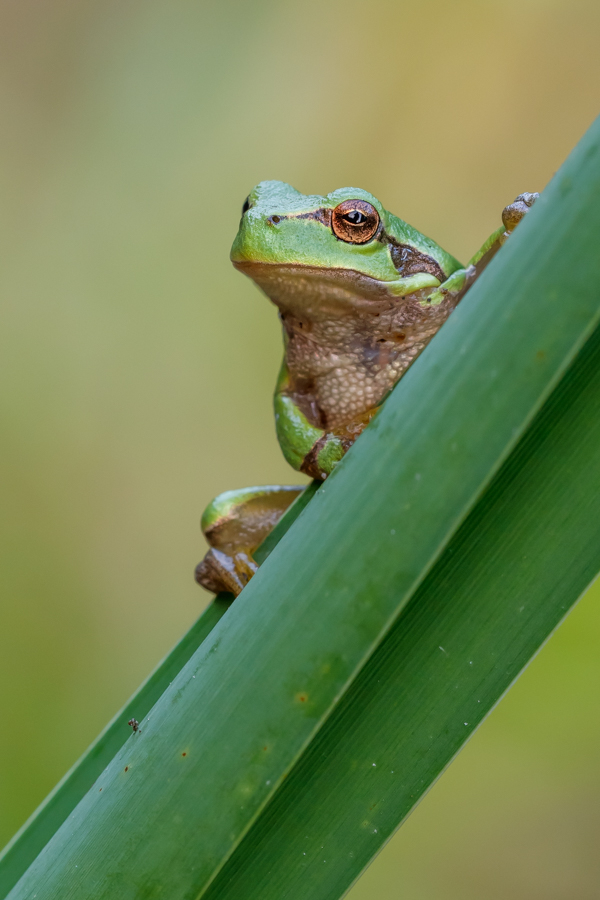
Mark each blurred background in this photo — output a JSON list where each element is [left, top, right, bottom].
[[0, 0, 599, 896]]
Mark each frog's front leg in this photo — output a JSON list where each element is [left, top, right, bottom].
[[468, 192, 539, 274], [195, 485, 304, 596], [426, 192, 539, 306], [274, 360, 352, 480]]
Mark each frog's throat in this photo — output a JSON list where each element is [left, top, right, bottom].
[[232, 260, 432, 315]]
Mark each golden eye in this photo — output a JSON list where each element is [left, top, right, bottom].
[[331, 200, 380, 244]]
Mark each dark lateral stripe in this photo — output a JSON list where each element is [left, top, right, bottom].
[[295, 208, 333, 227], [379, 229, 446, 281], [265, 209, 333, 227]]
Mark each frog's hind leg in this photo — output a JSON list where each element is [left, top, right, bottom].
[[195, 485, 305, 597]]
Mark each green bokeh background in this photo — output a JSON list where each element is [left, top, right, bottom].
[[1, 1, 599, 896]]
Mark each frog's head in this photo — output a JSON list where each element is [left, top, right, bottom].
[[230, 180, 462, 317]]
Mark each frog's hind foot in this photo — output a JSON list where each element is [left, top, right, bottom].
[[195, 548, 258, 596], [195, 484, 305, 597]]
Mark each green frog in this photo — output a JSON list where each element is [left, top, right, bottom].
[[195, 181, 537, 596]]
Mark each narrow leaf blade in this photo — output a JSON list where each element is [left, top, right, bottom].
[[7, 117, 600, 900]]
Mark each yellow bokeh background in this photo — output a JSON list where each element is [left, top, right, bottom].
[[1, 1, 599, 896]]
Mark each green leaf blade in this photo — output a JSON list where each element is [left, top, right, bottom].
[[6, 116, 600, 900], [204, 314, 600, 900]]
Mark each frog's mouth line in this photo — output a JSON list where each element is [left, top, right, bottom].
[[232, 260, 409, 313]]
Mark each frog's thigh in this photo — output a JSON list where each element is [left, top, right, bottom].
[[195, 485, 304, 596]]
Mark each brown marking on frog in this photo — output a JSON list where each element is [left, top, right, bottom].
[[387, 241, 446, 282], [295, 208, 333, 228]]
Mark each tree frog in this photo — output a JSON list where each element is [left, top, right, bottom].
[[195, 181, 537, 596]]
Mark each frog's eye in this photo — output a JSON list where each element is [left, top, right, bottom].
[[241, 196, 251, 216], [331, 200, 380, 244]]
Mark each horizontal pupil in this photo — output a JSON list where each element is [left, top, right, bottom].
[[345, 211, 365, 224]]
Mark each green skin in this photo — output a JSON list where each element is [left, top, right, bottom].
[[195, 182, 537, 595]]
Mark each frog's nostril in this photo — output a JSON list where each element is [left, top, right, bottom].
[[268, 215, 282, 226]]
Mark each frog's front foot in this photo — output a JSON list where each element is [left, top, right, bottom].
[[501, 192, 539, 237], [195, 484, 305, 596], [455, 191, 539, 294]]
